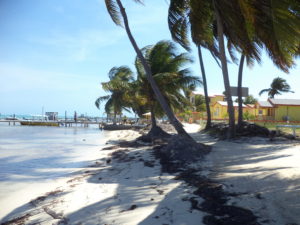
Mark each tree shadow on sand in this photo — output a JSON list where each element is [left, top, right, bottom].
[[2, 134, 300, 225]]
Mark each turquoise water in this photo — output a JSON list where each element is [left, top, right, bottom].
[[0, 114, 103, 120], [0, 114, 31, 120], [0, 124, 107, 181], [0, 124, 111, 219]]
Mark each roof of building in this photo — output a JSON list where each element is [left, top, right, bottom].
[[268, 98, 300, 106], [216, 101, 247, 108], [257, 101, 273, 108], [246, 104, 255, 108], [191, 91, 203, 95], [191, 91, 224, 97]]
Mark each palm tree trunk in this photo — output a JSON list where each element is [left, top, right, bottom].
[[150, 106, 157, 128], [197, 45, 211, 129], [215, 8, 235, 138], [237, 54, 245, 128], [113, 112, 117, 125], [115, 0, 190, 138]]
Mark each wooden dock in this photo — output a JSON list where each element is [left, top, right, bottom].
[[0, 120, 146, 130], [0, 120, 105, 129]]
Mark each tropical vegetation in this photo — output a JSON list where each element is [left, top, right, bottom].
[[167, 0, 300, 137], [95, 66, 134, 124], [102, 0, 300, 139], [133, 40, 201, 130], [95, 40, 201, 131], [104, 0, 192, 138]]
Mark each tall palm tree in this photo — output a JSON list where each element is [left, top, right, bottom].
[[259, 77, 294, 98], [168, 0, 262, 137], [134, 41, 201, 131], [168, 0, 218, 130], [104, 0, 191, 138], [95, 66, 133, 124]]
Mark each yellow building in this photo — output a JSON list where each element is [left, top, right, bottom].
[[190, 92, 225, 106], [211, 101, 252, 120], [268, 99, 300, 121], [190, 92, 300, 122], [209, 95, 225, 105], [255, 101, 275, 120]]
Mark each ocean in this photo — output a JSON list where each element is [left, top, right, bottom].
[[0, 123, 109, 219]]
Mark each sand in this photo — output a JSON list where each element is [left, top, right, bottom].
[[1, 124, 300, 225], [191, 132, 300, 225]]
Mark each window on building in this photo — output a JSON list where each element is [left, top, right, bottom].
[[214, 108, 220, 117]]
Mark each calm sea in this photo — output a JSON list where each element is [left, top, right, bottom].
[[0, 124, 109, 219], [0, 124, 108, 181]]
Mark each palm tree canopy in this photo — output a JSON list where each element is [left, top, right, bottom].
[[168, 0, 300, 70], [259, 77, 294, 98], [168, 0, 262, 65], [95, 66, 134, 115], [134, 40, 202, 117]]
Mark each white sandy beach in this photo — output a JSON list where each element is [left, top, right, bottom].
[[191, 132, 300, 225], [1, 124, 300, 225]]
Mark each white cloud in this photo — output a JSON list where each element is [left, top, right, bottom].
[[0, 62, 100, 92], [27, 28, 125, 61]]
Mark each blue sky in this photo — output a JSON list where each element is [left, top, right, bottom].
[[0, 0, 299, 117]]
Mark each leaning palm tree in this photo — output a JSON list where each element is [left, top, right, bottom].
[[134, 41, 201, 136], [236, 0, 300, 128], [259, 77, 294, 99], [104, 0, 191, 138], [95, 66, 133, 124]]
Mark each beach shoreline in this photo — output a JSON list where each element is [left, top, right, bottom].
[[1, 124, 300, 225]]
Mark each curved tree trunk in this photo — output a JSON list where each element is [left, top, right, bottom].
[[215, 8, 235, 138], [150, 105, 157, 128], [237, 54, 245, 129], [197, 45, 211, 129], [116, 0, 191, 138]]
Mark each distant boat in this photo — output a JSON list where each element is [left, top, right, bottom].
[[103, 124, 146, 130], [20, 121, 59, 127]]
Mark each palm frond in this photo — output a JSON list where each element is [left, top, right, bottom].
[[104, 0, 122, 26], [95, 95, 110, 109], [168, 0, 191, 50], [259, 88, 271, 96]]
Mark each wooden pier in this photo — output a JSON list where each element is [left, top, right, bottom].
[[0, 120, 105, 129]]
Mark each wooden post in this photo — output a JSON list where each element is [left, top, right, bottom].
[[65, 111, 67, 127]]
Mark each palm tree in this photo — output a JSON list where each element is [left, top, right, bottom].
[[168, 0, 218, 130], [95, 66, 133, 124], [168, 0, 261, 137], [104, 0, 191, 138], [168, 0, 300, 136], [173, 0, 254, 134], [243, 95, 258, 105], [134, 41, 201, 132], [236, 0, 300, 128], [259, 77, 294, 98]]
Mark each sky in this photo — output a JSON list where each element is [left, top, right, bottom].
[[0, 0, 299, 117]]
